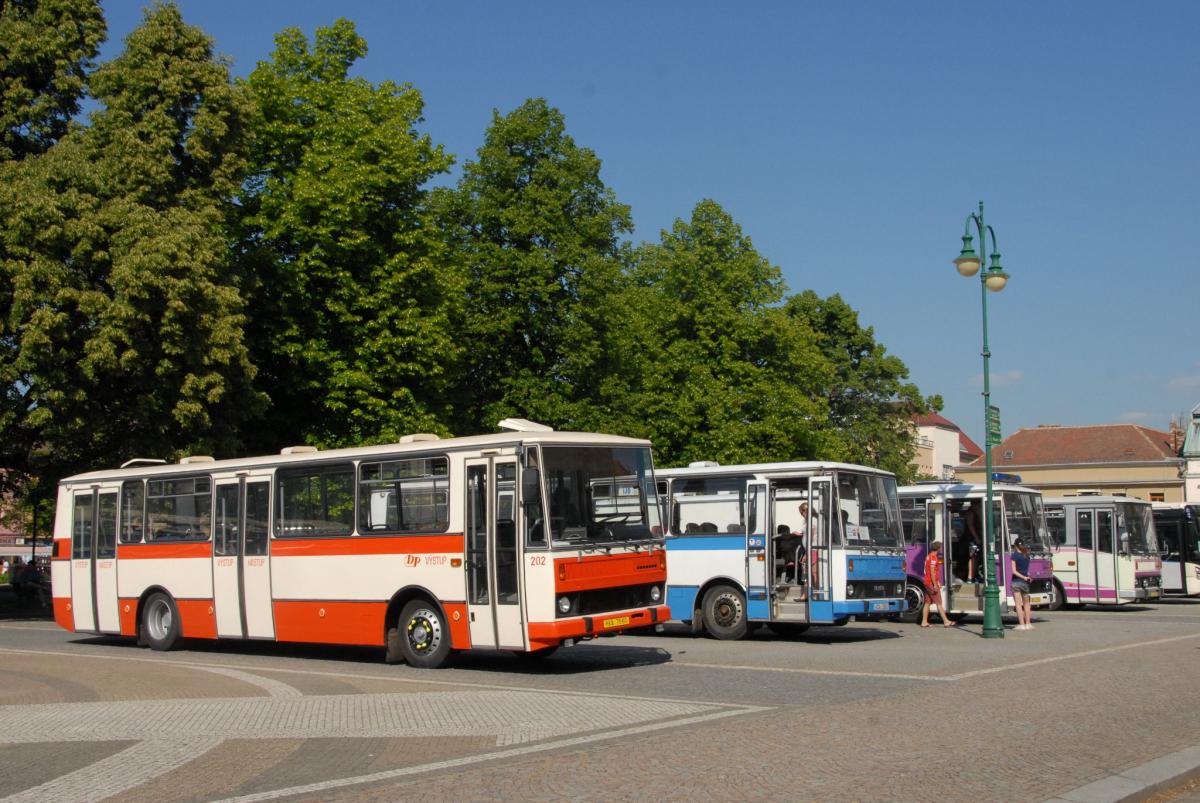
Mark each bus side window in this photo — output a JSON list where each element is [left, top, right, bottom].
[[1096, 511, 1114, 553], [1078, 511, 1094, 550], [1046, 513, 1071, 546]]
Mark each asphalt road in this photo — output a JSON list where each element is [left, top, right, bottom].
[[1, 600, 1199, 801]]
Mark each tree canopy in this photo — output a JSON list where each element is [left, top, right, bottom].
[[0, 4, 936, 504], [0, 0, 105, 161], [0, 2, 260, 486], [437, 98, 632, 434], [238, 18, 457, 448]]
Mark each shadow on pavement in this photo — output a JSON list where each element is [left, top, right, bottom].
[[63, 633, 676, 674], [646, 622, 902, 644]]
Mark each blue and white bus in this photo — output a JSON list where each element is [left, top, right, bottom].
[[658, 461, 908, 638]]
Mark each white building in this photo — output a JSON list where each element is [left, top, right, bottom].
[[913, 413, 983, 480], [1185, 403, 1200, 503]]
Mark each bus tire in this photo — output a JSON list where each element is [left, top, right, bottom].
[[701, 585, 747, 640], [1047, 580, 1065, 612], [141, 592, 181, 651], [397, 600, 452, 669], [899, 580, 925, 624]]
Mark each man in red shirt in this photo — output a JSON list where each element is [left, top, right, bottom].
[[921, 541, 956, 628]]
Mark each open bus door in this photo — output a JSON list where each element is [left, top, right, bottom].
[[807, 477, 832, 609], [744, 480, 770, 618]]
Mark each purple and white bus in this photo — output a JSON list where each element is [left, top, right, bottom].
[[1044, 496, 1161, 607], [897, 482, 1055, 622]]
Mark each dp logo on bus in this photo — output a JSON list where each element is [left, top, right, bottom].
[[405, 555, 420, 567]]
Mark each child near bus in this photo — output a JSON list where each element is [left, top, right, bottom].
[[1010, 538, 1034, 630], [921, 541, 956, 628]]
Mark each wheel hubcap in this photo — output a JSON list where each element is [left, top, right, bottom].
[[713, 594, 741, 627], [148, 601, 171, 640], [407, 609, 442, 654]]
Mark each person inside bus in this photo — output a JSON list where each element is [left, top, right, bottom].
[[775, 524, 805, 585]]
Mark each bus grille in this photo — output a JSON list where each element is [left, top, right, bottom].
[[558, 584, 657, 618]]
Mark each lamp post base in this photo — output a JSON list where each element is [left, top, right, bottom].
[[982, 584, 1005, 638]]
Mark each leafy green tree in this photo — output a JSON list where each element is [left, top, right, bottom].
[[784, 290, 932, 479], [239, 19, 456, 448], [0, 2, 260, 486], [437, 98, 632, 434], [609, 200, 836, 467], [0, 0, 105, 161]]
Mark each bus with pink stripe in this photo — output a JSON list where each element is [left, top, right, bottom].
[[1044, 496, 1162, 607], [897, 482, 1055, 621]]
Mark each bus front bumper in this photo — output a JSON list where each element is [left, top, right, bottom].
[[527, 604, 670, 649], [833, 598, 907, 617]]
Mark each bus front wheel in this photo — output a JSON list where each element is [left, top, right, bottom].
[[397, 600, 452, 669], [701, 585, 747, 640], [1047, 579, 1066, 612], [141, 592, 181, 651], [899, 581, 925, 624]]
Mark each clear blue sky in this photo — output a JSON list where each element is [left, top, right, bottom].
[[100, 1, 1200, 447]]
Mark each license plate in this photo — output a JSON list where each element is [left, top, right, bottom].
[[602, 615, 631, 629], [871, 602, 890, 612]]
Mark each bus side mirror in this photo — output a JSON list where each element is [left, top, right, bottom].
[[522, 468, 541, 505]]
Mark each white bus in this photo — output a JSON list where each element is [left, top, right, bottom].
[[1152, 503, 1200, 596], [1044, 496, 1162, 607], [898, 482, 1056, 620], [51, 420, 668, 668], [659, 461, 907, 639]]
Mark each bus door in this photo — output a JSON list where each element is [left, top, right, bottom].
[[947, 502, 982, 612], [807, 477, 832, 602], [212, 474, 274, 639], [1076, 509, 1099, 604], [70, 486, 120, 633], [745, 480, 769, 601], [1095, 508, 1118, 602], [464, 457, 525, 650]]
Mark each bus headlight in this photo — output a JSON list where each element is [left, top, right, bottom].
[[557, 596, 572, 614], [846, 584, 856, 597], [650, 585, 662, 603]]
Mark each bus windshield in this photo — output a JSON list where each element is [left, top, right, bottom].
[[1003, 492, 1053, 554], [1115, 503, 1157, 556], [835, 472, 904, 550], [540, 446, 662, 548]]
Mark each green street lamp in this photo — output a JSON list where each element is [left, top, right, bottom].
[[954, 201, 1009, 639]]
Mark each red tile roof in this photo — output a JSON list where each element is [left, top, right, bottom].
[[914, 413, 958, 429], [959, 432, 983, 461], [986, 424, 1179, 466]]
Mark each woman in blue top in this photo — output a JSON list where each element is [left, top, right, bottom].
[[1010, 538, 1034, 630]]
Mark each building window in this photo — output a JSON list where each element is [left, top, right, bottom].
[[1149, 493, 1165, 502]]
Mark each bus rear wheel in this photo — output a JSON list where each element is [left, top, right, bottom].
[[141, 592, 181, 651], [701, 585, 747, 640], [397, 600, 452, 669]]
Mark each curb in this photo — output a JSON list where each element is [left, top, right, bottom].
[[1046, 745, 1200, 803]]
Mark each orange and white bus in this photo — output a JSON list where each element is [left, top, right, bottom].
[[51, 420, 668, 668]]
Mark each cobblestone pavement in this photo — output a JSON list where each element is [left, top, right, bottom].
[[0, 600, 1198, 801]]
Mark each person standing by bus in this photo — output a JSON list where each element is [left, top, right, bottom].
[[1010, 538, 1034, 630], [921, 541, 956, 628]]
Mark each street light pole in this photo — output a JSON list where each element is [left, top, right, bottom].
[[954, 201, 1009, 639]]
